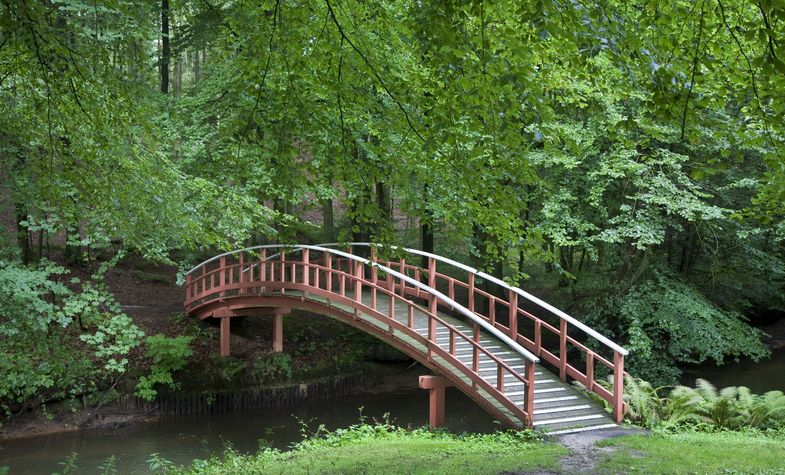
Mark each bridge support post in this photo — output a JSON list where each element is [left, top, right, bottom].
[[419, 375, 453, 429], [272, 308, 290, 353], [220, 317, 231, 357]]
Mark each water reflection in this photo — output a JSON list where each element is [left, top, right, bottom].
[[680, 348, 785, 393]]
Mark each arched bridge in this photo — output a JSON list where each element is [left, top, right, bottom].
[[184, 244, 628, 433]]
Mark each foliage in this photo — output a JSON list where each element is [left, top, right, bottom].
[[2, 0, 785, 412], [136, 335, 194, 401], [623, 376, 785, 431], [585, 270, 769, 385], [169, 422, 564, 474], [250, 353, 293, 384], [0, 258, 143, 414]]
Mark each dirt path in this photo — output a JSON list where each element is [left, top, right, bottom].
[[518, 427, 648, 475], [554, 427, 647, 473]]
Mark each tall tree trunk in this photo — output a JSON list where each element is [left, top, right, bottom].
[[175, 55, 182, 96], [420, 184, 434, 269], [194, 47, 200, 82], [15, 203, 30, 264], [160, 0, 170, 94], [322, 198, 334, 242], [376, 182, 391, 223]]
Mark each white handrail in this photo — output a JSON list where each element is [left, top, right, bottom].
[[308, 243, 628, 356], [186, 244, 540, 364]]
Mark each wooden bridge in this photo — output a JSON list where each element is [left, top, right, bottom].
[[184, 244, 628, 433]]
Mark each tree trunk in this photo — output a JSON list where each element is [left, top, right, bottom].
[[322, 198, 334, 242], [175, 55, 182, 96], [194, 47, 201, 82], [376, 182, 391, 223], [421, 184, 434, 269], [15, 203, 30, 264], [160, 0, 170, 94]]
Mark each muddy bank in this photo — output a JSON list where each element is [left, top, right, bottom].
[[0, 364, 410, 441]]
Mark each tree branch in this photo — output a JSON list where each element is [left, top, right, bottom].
[[717, 0, 775, 147], [681, 0, 705, 142], [324, 0, 426, 144]]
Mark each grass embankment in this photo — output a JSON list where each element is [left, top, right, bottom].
[[171, 423, 567, 474], [597, 429, 785, 474], [169, 423, 785, 475]]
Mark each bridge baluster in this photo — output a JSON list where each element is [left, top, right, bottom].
[[508, 291, 518, 339], [468, 273, 475, 313], [559, 319, 568, 382], [525, 360, 535, 426], [389, 289, 396, 321], [354, 261, 363, 305], [279, 250, 285, 293], [302, 249, 310, 286], [238, 252, 244, 294], [472, 324, 480, 389], [583, 352, 595, 396], [534, 320, 542, 355], [219, 257, 226, 298], [260, 249, 267, 290], [370, 249, 378, 310], [497, 364, 504, 393], [325, 253, 332, 292], [613, 352, 625, 423], [427, 257, 437, 314], [185, 272, 192, 304], [398, 258, 406, 297]]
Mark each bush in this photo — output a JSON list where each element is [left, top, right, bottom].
[[623, 376, 785, 431], [135, 335, 193, 401], [0, 258, 142, 414], [585, 270, 769, 385], [250, 353, 293, 384]]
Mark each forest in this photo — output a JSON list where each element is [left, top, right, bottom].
[[1, 0, 784, 423]]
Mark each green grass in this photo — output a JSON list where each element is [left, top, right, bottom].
[[596, 430, 785, 474], [173, 424, 567, 474]]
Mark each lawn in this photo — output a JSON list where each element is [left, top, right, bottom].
[[173, 424, 567, 474], [596, 430, 785, 474]]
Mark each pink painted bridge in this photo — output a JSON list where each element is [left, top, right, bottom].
[[184, 244, 628, 433]]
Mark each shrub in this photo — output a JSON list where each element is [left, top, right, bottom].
[[135, 335, 193, 401], [250, 353, 293, 384], [623, 376, 785, 431], [585, 271, 769, 385]]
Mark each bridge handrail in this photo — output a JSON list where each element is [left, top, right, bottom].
[[186, 244, 540, 364], [304, 243, 628, 356]]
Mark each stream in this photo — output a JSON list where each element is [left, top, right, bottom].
[[0, 386, 496, 474], [3, 349, 783, 474], [680, 347, 785, 393]]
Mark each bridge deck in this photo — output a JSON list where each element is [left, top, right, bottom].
[[285, 288, 616, 433]]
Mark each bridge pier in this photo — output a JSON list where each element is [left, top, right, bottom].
[[419, 375, 453, 429], [220, 316, 231, 357], [272, 308, 289, 352]]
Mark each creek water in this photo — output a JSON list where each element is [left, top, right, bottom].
[[680, 347, 785, 393], [0, 386, 496, 475], [3, 350, 784, 474]]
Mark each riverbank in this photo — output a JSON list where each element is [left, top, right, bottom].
[[166, 423, 785, 475], [0, 363, 411, 441]]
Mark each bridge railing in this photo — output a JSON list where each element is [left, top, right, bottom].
[[310, 243, 628, 423], [185, 244, 540, 427]]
